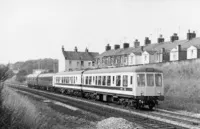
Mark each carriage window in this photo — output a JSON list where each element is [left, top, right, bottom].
[[116, 75, 121, 86], [123, 75, 128, 87], [130, 76, 133, 84], [102, 76, 106, 85], [155, 74, 162, 87], [95, 76, 98, 85], [82, 76, 84, 84], [147, 74, 154, 86], [86, 76, 88, 85], [113, 76, 115, 84], [93, 76, 95, 82], [137, 74, 145, 87], [107, 76, 111, 86], [89, 76, 92, 85], [98, 76, 101, 85]]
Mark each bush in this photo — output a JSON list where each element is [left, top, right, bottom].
[[150, 60, 200, 112], [0, 87, 42, 129]]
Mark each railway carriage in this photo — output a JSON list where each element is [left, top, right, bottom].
[[53, 71, 83, 95], [82, 66, 164, 109], [26, 73, 40, 88], [37, 73, 55, 90], [27, 66, 164, 109]]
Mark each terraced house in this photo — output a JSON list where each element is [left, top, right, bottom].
[[95, 30, 200, 68], [62, 46, 99, 71]]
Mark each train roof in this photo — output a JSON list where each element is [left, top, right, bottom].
[[84, 66, 162, 74], [38, 73, 55, 77], [55, 70, 83, 76], [26, 73, 40, 78]]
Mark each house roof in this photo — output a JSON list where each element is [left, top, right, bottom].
[[63, 51, 99, 61], [98, 47, 142, 58], [97, 37, 200, 58]]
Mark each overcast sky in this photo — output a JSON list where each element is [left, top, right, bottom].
[[1, 0, 200, 66]]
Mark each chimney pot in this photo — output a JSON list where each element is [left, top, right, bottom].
[[74, 46, 78, 52], [158, 34, 165, 43], [134, 39, 140, 48], [170, 33, 179, 42], [114, 44, 120, 50], [105, 44, 111, 51], [144, 37, 151, 46], [85, 47, 88, 52], [123, 43, 129, 49]]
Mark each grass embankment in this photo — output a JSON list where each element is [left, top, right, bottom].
[[0, 85, 96, 129], [152, 60, 200, 112]]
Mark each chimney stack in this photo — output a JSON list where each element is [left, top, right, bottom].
[[62, 45, 65, 52], [141, 46, 144, 52], [114, 44, 120, 50], [105, 44, 111, 51], [123, 43, 129, 49], [187, 30, 196, 40], [158, 34, 165, 43], [178, 45, 181, 51], [144, 37, 151, 46], [74, 46, 78, 52], [134, 39, 140, 48], [170, 33, 179, 42], [85, 47, 88, 52], [192, 31, 196, 39]]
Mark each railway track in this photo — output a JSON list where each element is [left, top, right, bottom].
[[7, 83, 200, 129]]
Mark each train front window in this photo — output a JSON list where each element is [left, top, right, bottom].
[[147, 74, 154, 86], [155, 74, 162, 87], [137, 74, 145, 87]]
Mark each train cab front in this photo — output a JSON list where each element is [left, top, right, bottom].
[[135, 69, 164, 109]]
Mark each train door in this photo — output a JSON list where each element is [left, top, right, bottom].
[[146, 73, 155, 96], [155, 73, 164, 97], [136, 73, 146, 96]]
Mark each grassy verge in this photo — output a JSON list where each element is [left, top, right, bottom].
[[0, 85, 96, 129], [151, 60, 200, 112]]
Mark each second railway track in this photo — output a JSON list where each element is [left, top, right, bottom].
[[8, 83, 200, 129]]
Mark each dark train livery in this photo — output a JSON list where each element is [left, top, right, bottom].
[[26, 66, 164, 109]]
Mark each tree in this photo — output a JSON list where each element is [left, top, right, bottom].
[[16, 70, 28, 83], [0, 64, 13, 108]]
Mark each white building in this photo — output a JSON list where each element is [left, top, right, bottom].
[[170, 45, 187, 61], [187, 45, 200, 59], [62, 46, 99, 71], [128, 52, 142, 65], [142, 51, 156, 64]]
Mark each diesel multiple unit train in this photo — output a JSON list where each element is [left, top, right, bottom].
[[26, 66, 164, 109]]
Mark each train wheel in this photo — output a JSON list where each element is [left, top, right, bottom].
[[148, 103, 155, 110]]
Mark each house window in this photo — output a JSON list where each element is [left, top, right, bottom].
[[131, 56, 133, 64], [81, 61, 84, 66], [145, 55, 147, 61], [69, 61, 72, 65], [173, 53, 176, 60], [77, 62, 79, 66], [88, 62, 91, 66], [191, 50, 194, 56]]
